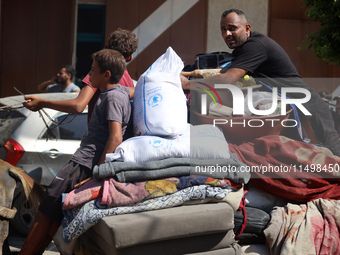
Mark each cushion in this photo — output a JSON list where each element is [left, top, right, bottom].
[[79, 230, 238, 255], [184, 243, 242, 255], [91, 203, 235, 249]]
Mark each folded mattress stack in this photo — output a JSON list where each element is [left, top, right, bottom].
[[70, 203, 241, 255]]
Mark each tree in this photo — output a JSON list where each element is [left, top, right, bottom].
[[303, 0, 340, 66]]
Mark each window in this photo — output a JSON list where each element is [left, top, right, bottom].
[[75, 4, 106, 86], [41, 113, 87, 140]]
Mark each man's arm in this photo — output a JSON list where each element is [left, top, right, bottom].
[[73, 88, 80, 93], [37, 78, 57, 92], [97, 121, 123, 166], [214, 67, 248, 83], [181, 67, 248, 90], [24, 85, 95, 113]]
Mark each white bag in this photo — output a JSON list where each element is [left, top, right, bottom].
[[114, 124, 230, 163], [133, 47, 188, 137]]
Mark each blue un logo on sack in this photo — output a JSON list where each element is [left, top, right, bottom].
[[148, 94, 163, 107], [151, 138, 164, 148]]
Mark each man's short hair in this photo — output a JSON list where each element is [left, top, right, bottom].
[[92, 49, 125, 84], [108, 28, 138, 58], [62, 65, 75, 80], [221, 9, 247, 20]]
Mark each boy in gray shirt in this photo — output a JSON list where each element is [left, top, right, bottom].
[[19, 49, 130, 254]]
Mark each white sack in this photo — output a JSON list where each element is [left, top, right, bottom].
[[115, 124, 230, 163], [133, 46, 188, 137]]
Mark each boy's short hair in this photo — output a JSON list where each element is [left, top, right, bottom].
[[92, 49, 126, 84], [108, 28, 138, 58]]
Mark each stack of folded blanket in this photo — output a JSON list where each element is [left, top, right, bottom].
[[61, 153, 250, 243], [56, 125, 250, 255]]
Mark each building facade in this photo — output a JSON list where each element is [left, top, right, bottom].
[[1, 0, 339, 97]]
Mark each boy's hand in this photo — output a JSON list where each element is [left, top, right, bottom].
[[23, 95, 43, 111]]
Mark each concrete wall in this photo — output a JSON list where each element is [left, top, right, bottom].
[[206, 0, 268, 53]]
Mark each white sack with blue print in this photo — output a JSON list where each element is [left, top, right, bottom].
[[133, 47, 188, 137], [114, 125, 230, 163]]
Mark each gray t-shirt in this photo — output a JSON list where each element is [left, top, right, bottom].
[[71, 85, 131, 168], [46, 82, 80, 93]]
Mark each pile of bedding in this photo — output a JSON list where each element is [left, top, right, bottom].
[[61, 149, 248, 243], [60, 47, 250, 246], [229, 134, 340, 254], [59, 46, 340, 254]]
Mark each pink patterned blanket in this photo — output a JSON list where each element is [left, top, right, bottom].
[[62, 176, 241, 210]]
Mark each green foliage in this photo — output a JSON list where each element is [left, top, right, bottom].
[[303, 0, 340, 66]]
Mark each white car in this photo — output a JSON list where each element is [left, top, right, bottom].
[[0, 93, 88, 235]]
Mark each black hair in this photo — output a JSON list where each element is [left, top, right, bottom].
[[221, 9, 247, 20], [62, 65, 75, 80], [108, 28, 138, 58]]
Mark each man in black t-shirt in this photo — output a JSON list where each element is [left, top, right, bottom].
[[332, 95, 340, 138], [185, 9, 340, 156], [220, 9, 340, 156]]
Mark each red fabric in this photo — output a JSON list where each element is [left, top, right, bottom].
[[234, 190, 248, 238], [82, 69, 134, 88], [82, 69, 134, 123], [118, 69, 134, 88], [229, 135, 340, 202], [81, 73, 93, 89]]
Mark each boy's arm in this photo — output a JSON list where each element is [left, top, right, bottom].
[[97, 120, 123, 166], [24, 85, 95, 113], [128, 87, 135, 99]]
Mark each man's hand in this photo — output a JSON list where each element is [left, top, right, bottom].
[[180, 74, 190, 90], [23, 95, 43, 111]]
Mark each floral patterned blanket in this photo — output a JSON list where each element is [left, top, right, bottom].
[[61, 176, 243, 242], [62, 176, 241, 210], [265, 198, 340, 255]]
